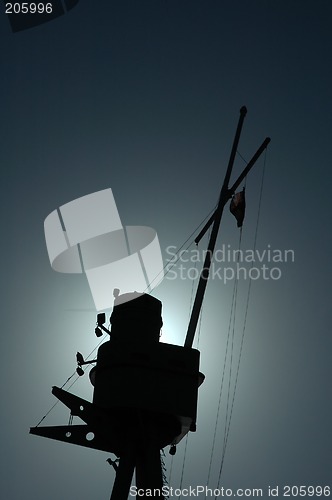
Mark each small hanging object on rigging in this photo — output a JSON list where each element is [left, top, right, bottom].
[[230, 188, 246, 228]]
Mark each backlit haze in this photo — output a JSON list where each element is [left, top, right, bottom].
[[1, 2, 331, 499]]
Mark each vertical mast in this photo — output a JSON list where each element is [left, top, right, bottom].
[[184, 106, 247, 348], [184, 107, 270, 348]]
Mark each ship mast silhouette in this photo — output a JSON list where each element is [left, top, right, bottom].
[[30, 107, 270, 499]]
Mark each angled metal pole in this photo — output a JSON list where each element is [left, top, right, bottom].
[[194, 211, 216, 246], [185, 129, 271, 348], [184, 106, 247, 348], [228, 137, 270, 195], [194, 136, 271, 245]]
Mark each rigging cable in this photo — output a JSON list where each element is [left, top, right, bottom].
[[205, 158, 248, 495], [195, 213, 214, 350], [204, 226, 243, 497], [34, 336, 106, 427], [215, 148, 268, 494], [177, 197, 219, 497], [176, 256, 200, 497], [144, 204, 218, 292], [177, 433, 189, 499], [221, 228, 243, 460], [221, 169, 247, 463]]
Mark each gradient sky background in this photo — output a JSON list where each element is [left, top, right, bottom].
[[1, 1, 331, 499]]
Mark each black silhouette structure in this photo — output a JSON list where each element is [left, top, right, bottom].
[[30, 107, 270, 499], [31, 292, 202, 499]]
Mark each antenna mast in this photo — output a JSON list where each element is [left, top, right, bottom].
[[30, 107, 270, 500], [184, 107, 270, 348]]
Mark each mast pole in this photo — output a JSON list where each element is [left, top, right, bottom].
[[110, 442, 136, 500], [228, 137, 270, 195], [184, 106, 247, 348]]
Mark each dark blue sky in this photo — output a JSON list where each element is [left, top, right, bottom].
[[1, 1, 331, 499]]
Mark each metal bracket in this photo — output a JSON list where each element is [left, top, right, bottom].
[[30, 424, 115, 453], [51, 386, 108, 427], [30, 387, 124, 454]]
